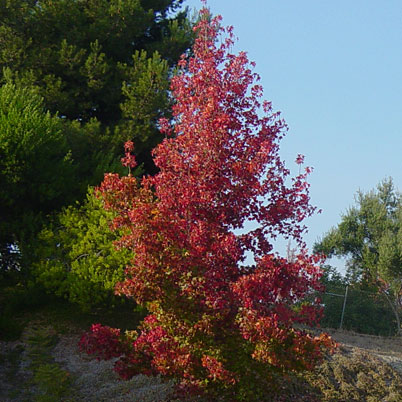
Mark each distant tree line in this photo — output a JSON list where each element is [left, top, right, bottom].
[[318, 265, 398, 336]]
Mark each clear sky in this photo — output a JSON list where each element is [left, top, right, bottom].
[[182, 1, 402, 272]]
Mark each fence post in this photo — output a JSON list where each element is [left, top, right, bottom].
[[339, 285, 349, 330]]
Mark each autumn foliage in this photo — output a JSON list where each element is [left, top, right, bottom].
[[79, 9, 335, 400]]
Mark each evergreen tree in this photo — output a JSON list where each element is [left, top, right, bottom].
[[0, 82, 75, 263], [0, 0, 193, 177], [0, 0, 193, 271], [32, 188, 134, 311], [315, 179, 402, 335]]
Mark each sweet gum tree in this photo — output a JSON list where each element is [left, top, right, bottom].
[[80, 8, 335, 401]]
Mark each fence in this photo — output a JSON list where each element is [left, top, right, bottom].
[[315, 285, 399, 336]]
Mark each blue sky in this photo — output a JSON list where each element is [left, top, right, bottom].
[[182, 1, 402, 272]]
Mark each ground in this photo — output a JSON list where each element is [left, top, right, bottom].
[[1, 322, 402, 401]]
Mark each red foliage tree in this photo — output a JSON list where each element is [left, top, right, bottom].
[[80, 8, 335, 401]]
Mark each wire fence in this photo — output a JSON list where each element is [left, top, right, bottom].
[[314, 285, 400, 336]]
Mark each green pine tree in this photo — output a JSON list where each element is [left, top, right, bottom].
[[0, 0, 193, 272], [0, 82, 75, 264], [32, 188, 135, 311], [315, 179, 402, 335]]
